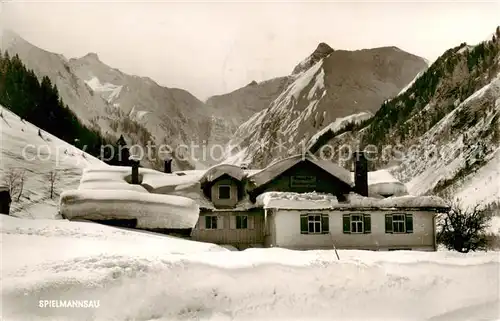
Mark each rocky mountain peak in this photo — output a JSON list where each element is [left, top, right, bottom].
[[314, 42, 334, 57], [81, 52, 100, 61], [292, 42, 334, 75]]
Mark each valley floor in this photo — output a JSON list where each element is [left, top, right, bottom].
[[1, 215, 499, 321]]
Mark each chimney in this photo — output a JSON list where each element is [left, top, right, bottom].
[[164, 158, 173, 173], [131, 159, 140, 184], [354, 151, 368, 197]]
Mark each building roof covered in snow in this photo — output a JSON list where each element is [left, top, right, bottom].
[[248, 154, 353, 188], [257, 192, 448, 211], [199, 163, 246, 184]]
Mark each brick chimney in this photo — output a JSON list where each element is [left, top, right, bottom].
[[164, 158, 173, 173], [354, 151, 368, 197], [130, 159, 140, 184]]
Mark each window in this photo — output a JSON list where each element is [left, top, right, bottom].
[[301, 214, 329, 234], [385, 214, 413, 233], [236, 215, 248, 229], [392, 214, 405, 233], [350, 215, 364, 233], [343, 214, 371, 234], [218, 185, 231, 199], [205, 215, 218, 229], [231, 215, 253, 230]]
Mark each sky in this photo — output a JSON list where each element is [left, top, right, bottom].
[[2, 1, 499, 100]]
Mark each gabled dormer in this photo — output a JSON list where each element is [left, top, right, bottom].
[[199, 164, 246, 209]]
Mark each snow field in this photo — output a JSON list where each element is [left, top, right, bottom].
[[1, 216, 499, 321]]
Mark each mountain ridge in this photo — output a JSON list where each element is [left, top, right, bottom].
[[224, 45, 428, 167], [307, 27, 500, 208]]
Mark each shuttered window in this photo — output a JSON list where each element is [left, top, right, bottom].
[[405, 214, 413, 233], [301, 215, 308, 234], [344, 214, 371, 234], [300, 214, 329, 234], [385, 214, 413, 234], [363, 215, 371, 233], [393, 214, 406, 233], [385, 214, 393, 233], [343, 214, 350, 233], [321, 215, 329, 234]]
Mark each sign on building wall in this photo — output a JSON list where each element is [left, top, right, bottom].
[[290, 175, 317, 188]]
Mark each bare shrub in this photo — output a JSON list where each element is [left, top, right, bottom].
[[46, 170, 59, 199], [437, 201, 492, 253], [3, 168, 26, 201]]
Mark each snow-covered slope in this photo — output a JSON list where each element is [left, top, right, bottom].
[[206, 77, 290, 130], [84, 75, 123, 104], [453, 149, 500, 207], [401, 73, 500, 204], [0, 105, 104, 218], [226, 44, 427, 168], [308, 111, 373, 150], [313, 33, 500, 210], [2, 215, 499, 321], [396, 69, 426, 96]]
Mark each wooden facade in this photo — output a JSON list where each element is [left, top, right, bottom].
[[191, 209, 265, 249], [248, 160, 352, 201]]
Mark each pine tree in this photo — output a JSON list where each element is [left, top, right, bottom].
[[0, 52, 115, 162]]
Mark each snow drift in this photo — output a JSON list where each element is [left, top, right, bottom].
[[354, 169, 409, 197], [1, 215, 499, 321]]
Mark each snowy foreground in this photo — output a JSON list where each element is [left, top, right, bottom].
[[2, 216, 499, 321]]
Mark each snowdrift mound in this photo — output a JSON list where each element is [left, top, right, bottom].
[[59, 189, 199, 229], [361, 169, 408, 197]]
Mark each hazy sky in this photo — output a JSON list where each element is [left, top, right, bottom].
[[2, 1, 499, 100]]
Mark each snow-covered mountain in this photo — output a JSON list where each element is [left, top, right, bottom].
[[0, 105, 104, 218], [310, 30, 500, 208], [0, 30, 113, 133], [225, 43, 428, 167], [68, 52, 214, 150], [1, 30, 219, 169], [206, 77, 290, 130]]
